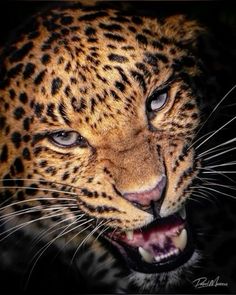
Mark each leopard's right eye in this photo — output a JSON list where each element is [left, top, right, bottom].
[[146, 89, 169, 113], [49, 131, 87, 148]]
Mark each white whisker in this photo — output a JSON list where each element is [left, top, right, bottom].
[[25, 219, 84, 288], [0, 210, 68, 242], [203, 161, 236, 169], [203, 182, 236, 191], [198, 148, 227, 159], [195, 176, 217, 182], [31, 217, 88, 261], [0, 178, 82, 192], [0, 206, 42, 223], [26, 217, 93, 287], [0, 197, 77, 212], [203, 170, 236, 174], [202, 146, 236, 161], [187, 196, 202, 205], [95, 224, 110, 241], [71, 220, 107, 263], [189, 189, 216, 203], [31, 213, 85, 247], [56, 222, 93, 258], [192, 184, 218, 198], [193, 84, 236, 148], [188, 130, 215, 150], [201, 167, 236, 183], [191, 185, 236, 199], [0, 189, 20, 208], [196, 115, 236, 151], [0, 204, 77, 223], [0, 186, 78, 196], [197, 137, 236, 158]]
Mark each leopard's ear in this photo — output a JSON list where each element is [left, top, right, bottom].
[[162, 15, 206, 47]]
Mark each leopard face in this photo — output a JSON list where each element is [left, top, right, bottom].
[[0, 5, 206, 292]]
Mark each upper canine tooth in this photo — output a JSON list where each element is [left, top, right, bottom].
[[126, 230, 134, 241], [138, 247, 154, 263], [179, 206, 186, 220], [172, 228, 187, 251]]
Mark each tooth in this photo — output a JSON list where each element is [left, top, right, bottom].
[[172, 228, 187, 251], [155, 255, 161, 263], [138, 247, 154, 263], [126, 230, 133, 241], [179, 206, 186, 219]]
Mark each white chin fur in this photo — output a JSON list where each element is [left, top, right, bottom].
[[127, 251, 200, 292]]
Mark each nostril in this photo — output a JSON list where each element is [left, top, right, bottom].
[[123, 175, 167, 207]]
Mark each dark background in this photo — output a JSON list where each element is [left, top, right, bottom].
[[0, 1, 236, 294]]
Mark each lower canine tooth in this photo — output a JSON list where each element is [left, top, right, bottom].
[[154, 256, 161, 263], [172, 228, 187, 251], [174, 249, 179, 254], [138, 247, 154, 263], [126, 230, 133, 241]]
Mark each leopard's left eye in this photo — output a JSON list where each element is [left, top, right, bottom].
[[147, 90, 168, 112], [49, 131, 87, 148]]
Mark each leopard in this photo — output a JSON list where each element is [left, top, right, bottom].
[[0, 2, 234, 293]]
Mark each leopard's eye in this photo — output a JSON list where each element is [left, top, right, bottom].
[[49, 131, 87, 148], [147, 90, 168, 112]]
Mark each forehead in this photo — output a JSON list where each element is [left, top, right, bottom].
[[3, 8, 191, 133], [37, 8, 177, 85]]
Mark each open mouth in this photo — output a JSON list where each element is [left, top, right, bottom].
[[105, 207, 194, 273]]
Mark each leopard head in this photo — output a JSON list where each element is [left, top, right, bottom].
[[0, 5, 206, 290]]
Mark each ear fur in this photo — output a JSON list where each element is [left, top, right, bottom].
[[162, 15, 206, 47]]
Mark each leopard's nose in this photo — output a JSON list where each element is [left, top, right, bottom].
[[123, 175, 166, 207]]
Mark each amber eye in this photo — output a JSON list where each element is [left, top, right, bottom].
[[147, 89, 169, 112], [49, 131, 87, 148]]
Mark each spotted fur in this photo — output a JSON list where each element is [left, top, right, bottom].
[[0, 4, 207, 292]]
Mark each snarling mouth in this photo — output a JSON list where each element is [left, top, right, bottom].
[[106, 207, 194, 273]]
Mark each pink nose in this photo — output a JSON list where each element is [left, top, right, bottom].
[[123, 175, 166, 206]]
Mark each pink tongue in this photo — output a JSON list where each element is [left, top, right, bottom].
[[118, 219, 184, 256]]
